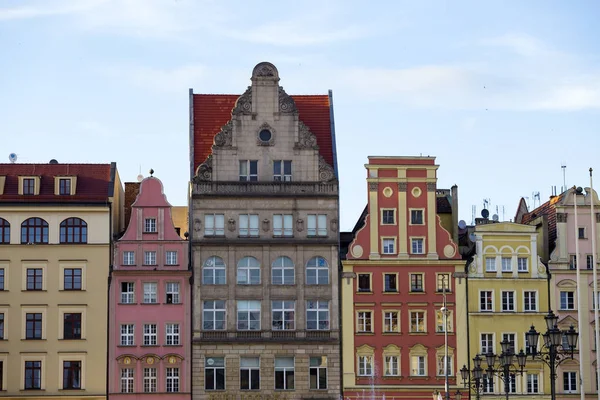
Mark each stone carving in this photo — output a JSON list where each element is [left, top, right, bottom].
[[398, 182, 408, 192], [253, 63, 277, 77], [256, 122, 275, 146], [227, 218, 236, 232], [318, 155, 336, 182], [330, 218, 338, 233], [193, 218, 201, 232], [214, 121, 233, 147], [278, 86, 297, 114], [556, 213, 568, 223], [296, 218, 304, 232], [193, 155, 212, 182], [262, 219, 270, 232], [232, 86, 252, 115], [295, 121, 319, 150], [427, 182, 436, 192], [368, 182, 378, 192]]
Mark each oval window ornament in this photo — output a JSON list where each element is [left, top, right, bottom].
[[259, 129, 272, 142]]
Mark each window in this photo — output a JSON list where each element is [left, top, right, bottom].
[[527, 373, 539, 393], [524, 291, 537, 312], [237, 256, 260, 284], [273, 214, 293, 237], [378, 274, 396, 294], [480, 291, 493, 311], [205, 214, 225, 236], [560, 291, 575, 310], [485, 257, 496, 272], [62, 361, 81, 389], [588, 254, 594, 270], [166, 323, 180, 345], [64, 268, 82, 290], [307, 214, 327, 236], [578, 227, 586, 239], [143, 283, 158, 304], [0, 269, 4, 290], [275, 357, 294, 390], [411, 238, 424, 254], [63, 313, 81, 339], [121, 368, 134, 393], [166, 251, 177, 265], [436, 310, 453, 332], [239, 160, 258, 181], [437, 273, 450, 292], [502, 333, 516, 353], [481, 333, 494, 354], [564, 371, 577, 392], [272, 256, 294, 285], [0, 218, 9, 244], [357, 274, 371, 292], [437, 355, 453, 376], [166, 367, 179, 392], [358, 356, 373, 376], [143, 368, 157, 392], [382, 209, 395, 224], [144, 251, 156, 265], [593, 291, 600, 310], [240, 357, 260, 390], [23, 178, 35, 195], [123, 251, 135, 266], [501, 291, 515, 312], [410, 311, 426, 333], [27, 268, 43, 290], [59, 178, 71, 195], [517, 257, 528, 272], [384, 355, 399, 376], [384, 311, 399, 333], [120, 324, 134, 345], [357, 311, 372, 332], [0, 313, 4, 339], [239, 214, 259, 237], [144, 218, 156, 233], [166, 282, 180, 304], [411, 356, 425, 376], [382, 238, 395, 254], [410, 273, 424, 292], [410, 209, 424, 225], [306, 256, 329, 285], [21, 218, 48, 244], [143, 324, 157, 346], [237, 300, 261, 330], [501, 257, 512, 272], [307, 301, 329, 330], [508, 374, 516, 393], [121, 282, 135, 303], [26, 313, 42, 339], [60, 218, 87, 243], [25, 361, 41, 389], [272, 301, 295, 330], [205, 357, 225, 390], [570, 255, 577, 269], [203, 256, 226, 285], [203, 300, 226, 330], [482, 374, 494, 393], [274, 160, 292, 181], [310, 357, 327, 389]]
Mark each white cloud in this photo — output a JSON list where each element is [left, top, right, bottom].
[[0, 0, 106, 20]]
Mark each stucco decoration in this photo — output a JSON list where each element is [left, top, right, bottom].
[[262, 219, 270, 232], [227, 218, 236, 232], [368, 182, 378, 192], [193, 218, 201, 232], [330, 218, 338, 233], [193, 155, 212, 182], [214, 120, 233, 147], [232, 86, 253, 115], [318, 155, 336, 182], [427, 182, 436, 192], [256, 122, 275, 146], [556, 213, 568, 223], [443, 244, 456, 258], [278, 86, 298, 114], [296, 218, 304, 232], [383, 187, 393, 197], [351, 245, 364, 258], [412, 186, 422, 198], [253, 62, 278, 78], [537, 257, 547, 277], [398, 182, 408, 192], [295, 121, 319, 150]]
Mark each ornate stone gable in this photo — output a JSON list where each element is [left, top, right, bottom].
[[231, 86, 252, 116], [278, 86, 298, 114], [318, 155, 336, 183], [295, 121, 319, 150], [213, 121, 233, 148], [193, 155, 212, 182]]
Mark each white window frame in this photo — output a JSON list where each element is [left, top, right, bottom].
[[527, 373, 539, 393], [517, 257, 528, 272], [274, 357, 295, 390], [143, 367, 157, 393], [237, 257, 260, 285], [273, 214, 293, 237], [306, 300, 330, 330], [204, 214, 225, 236], [560, 291, 575, 310], [502, 332, 517, 353], [144, 251, 156, 266], [240, 357, 260, 390], [165, 323, 180, 345], [357, 311, 372, 333], [410, 310, 426, 333], [203, 256, 226, 285], [411, 355, 426, 376], [480, 333, 495, 354], [410, 209, 424, 225], [480, 290, 494, 312], [273, 160, 292, 182], [121, 368, 134, 393], [436, 309, 453, 333], [237, 300, 261, 331], [485, 257, 496, 272], [524, 291, 537, 312], [501, 257, 512, 272], [306, 256, 329, 285], [239, 160, 258, 181], [144, 218, 156, 233], [166, 367, 179, 392], [203, 300, 226, 331], [358, 355, 373, 376], [272, 256, 295, 285], [307, 214, 327, 237], [143, 282, 158, 304], [271, 300, 295, 330], [381, 209, 395, 225], [165, 251, 177, 265], [166, 282, 180, 304], [123, 251, 135, 266], [239, 214, 259, 237], [309, 356, 328, 389], [383, 311, 399, 333], [437, 354, 453, 376], [501, 291, 515, 312], [143, 324, 157, 346], [411, 237, 425, 254], [120, 324, 134, 346], [384, 355, 399, 376], [382, 238, 396, 254], [564, 371, 577, 393], [120, 282, 135, 304], [205, 357, 225, 390]]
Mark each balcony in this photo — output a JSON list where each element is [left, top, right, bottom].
[[196, 330, 338, 343], [192, 181, 338, 198]]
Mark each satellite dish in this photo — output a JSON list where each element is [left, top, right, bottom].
[[49, 159, 58, 164], [492, 214, 499, 221], [8, 153, 17, 163], [469, 233, 477, 242], [137, 174, 144, 182], [481, 209, 490, 219], [458, 220, 467, 229]]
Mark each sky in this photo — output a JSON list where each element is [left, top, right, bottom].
[[1, 0, 599, 231]]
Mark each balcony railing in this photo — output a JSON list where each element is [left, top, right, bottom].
[[197, 330, 338, 342], [192, 181, 338, 197]]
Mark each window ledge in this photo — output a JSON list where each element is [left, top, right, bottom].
[[409, 291, 426, 294], [118, 303, 139, 305], [356, 332, 374, 335], [435, 332, 455, 336], [59, 338, 85, 341], [383, 291, 399, 294], [356, 291, 373, 295], [143, 231, 158, 234], [408, 332, 428, 335], [165, 264, 180, 267], [307, 235, 328, 238], [272, 235, 294, 238], [141, 345, 160, 348], [60, 289, 84, 292], [22, 290, 47, 292], [237, 236, 260, 239], [163, 303, 182, 305], [382, 332, 402, 335], [163, 344, 183, 347], [21, 389, 45, 392], [142, 264, 158, 267], [140, 303, 160, 306], [22, 338, 46, 341], [204, 235, 226, 238], [59, 388, 84, 391], [117, 345, 136, 347]]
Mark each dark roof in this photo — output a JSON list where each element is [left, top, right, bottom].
[[437, 196, 452, 213]]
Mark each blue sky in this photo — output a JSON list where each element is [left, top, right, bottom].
[[1, 0, 599, 230]]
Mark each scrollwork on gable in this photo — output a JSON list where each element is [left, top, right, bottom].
[[318, 155, 336, 183], [278, 86, 297, 114], [193, 155, 212, 182], [295, 121, 319, 150], [232, 86, 252, 115], [213, 121, 233, 147]]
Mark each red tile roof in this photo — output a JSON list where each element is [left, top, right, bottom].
[[192, 94, 333, 173], [0, 163, 114, 203], [520, 194, 563, 254]]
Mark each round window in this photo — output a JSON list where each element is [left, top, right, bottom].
[[259, 129, 272, 142]]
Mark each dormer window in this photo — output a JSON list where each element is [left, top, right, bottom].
[[144, 218, 157, 233], [54, 176, 77, 195], [23, 178, 35, 195]]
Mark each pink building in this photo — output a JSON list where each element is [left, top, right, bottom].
[[109, 175, 190, 399]]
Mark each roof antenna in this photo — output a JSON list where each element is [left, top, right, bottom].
[[561, 164, 567, 193]]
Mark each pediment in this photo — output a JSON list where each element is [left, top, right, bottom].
[[557, 279, 577, 288]]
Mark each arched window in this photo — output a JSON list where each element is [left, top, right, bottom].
[[203, 256, 226, 285], [0, 218, 10, 244], [60, 218, 88, 244], [237, 257, 260, 285], [306, 256, 329, 285], [272, 256, 294, 285], [21, 218, 49, 244]]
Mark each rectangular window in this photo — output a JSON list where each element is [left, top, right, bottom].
[[62, 361, 81, 389], [411, 238, 424, 254], [143, 324, 157, 346], [239, 214, 259, 237], [0, 313, 4, 339], [437, 273, 450, 292], [23, 178, 35, 195], [501, 257, 512, 272], [143, 367, 157, 392], [517, 257, 528, 272], [239, 160, 258, 181], [570, 255, 577, 269], [144, 218, 156, 233], [0, 269, 3, 290], [481, 333, 494, 354], [410, 209, 424, 225], [482, 374, 494, 393], [205, 214, 225, 236], [273, 214, 293, 237], [384, 355, 399, 376], [502, 333, 516, 353], [437, 355, 453, 376], [384, 274, 397, 292], [357, 274, 371, 292], [524, 291, 537, 312], [382, 209, 395, 224], [486, 257, 496, 272], [166, 282, 180, 304], [564, 371, 577, 392], [410, 311, 425, 333], [436, 310, 453, 332], [310, 356, 328, 389], [480, 291, 493, 311], [121, 368, 134, 393], [64, 268, 82, 290], [411, 355, 425, 376], [63, 313, 82, 339], [593, 291, 600, 310], [166, 251, 177, 265], [273, 160, 292, 181], [237, 300, 261, 331], [59, 178, 71, 195], [578, 227, 586, 239], [588, 254, 594, 269], [527, 373, 539, 393], [382, 238, 395, 254], [121, 282, 135, 304], [123, 251, 135, 266], [307, 214, 327, 236], [358, 355, 373, 376], [275, 357, 294, 390], [26, 313, 42, 339], [120, 324, 134, 345], [144, 251, 156, 265], [384, 311, 399, 333], [501, 291, 515, 312], [165, 323, 180, 345], [410, 273, 423, 292], [203, 300, 226, 330], [357, 311, 372, 332], [27, 268, 43, 290], [24, 360, 41, 389], [240, 357, 260, 390], [560, 291, 575, 310], [205, 357, 225, 390], [272, 300, 295, 330], [307, 300, 329, 330], [143, 283, 158, 304], [166, 367, 180, 392], [508, 374, 516, 393]]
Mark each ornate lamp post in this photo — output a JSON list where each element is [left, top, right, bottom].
[[525, 310, 579, 400], [460, 354, 485, 400], [483, 339, 527, 400]]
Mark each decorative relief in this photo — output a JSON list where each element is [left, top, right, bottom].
[[123, 357, 131, 365], [168, 356, 177, 364], [193, 218, 201, 232], [227, 218, 236, 232], [351, 245, 364, 258], [398, 182, 408, 192], [193, 155, 213, 182], [294, 121, 319, 150], [412, 187, 422, 198], [262, 219, 270, 232], [256, 122, 275, 146], [330, 218, 338, 233], [427, 182, 436, 192], [556, 213, 567, 223], [296, 218, 304, 232], [232, 86, 252, 115], [214, 121, 233, 147], [443, 244, 456, 258], [368, 182, 378, 192], [383, 187, 393, 197], [318, 155, 335, 183], [146, 357, 155, 365], [278, 86, 297, 114], [254, 63, 276, 77]]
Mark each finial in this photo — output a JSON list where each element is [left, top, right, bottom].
[[149, 169, 154, 176]]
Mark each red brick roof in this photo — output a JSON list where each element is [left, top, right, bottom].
[[520, 194, 563, 254], [192, 94, 333, 173], [0, 163, 114, 203]]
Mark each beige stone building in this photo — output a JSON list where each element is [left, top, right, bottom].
[[189, 62, 340, 399], [0, 162, 123, 400]]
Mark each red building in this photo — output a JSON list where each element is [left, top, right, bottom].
[[341, 156, 463, 399]]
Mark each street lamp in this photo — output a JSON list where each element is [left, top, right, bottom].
[[460, 354, 484, 400], [525, 310, 579, 400], [482, 339, 527, 400]]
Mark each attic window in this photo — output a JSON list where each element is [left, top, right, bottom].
[[59, 179, 71, 195], [54, 176, 77, 195], [18, 176, 40, 195]]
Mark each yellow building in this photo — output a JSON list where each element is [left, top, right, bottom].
[[0, 162, 123, 399], [466, 221, 550, 398]]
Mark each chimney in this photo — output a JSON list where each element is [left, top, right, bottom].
[[451, 185, 459, 245]]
